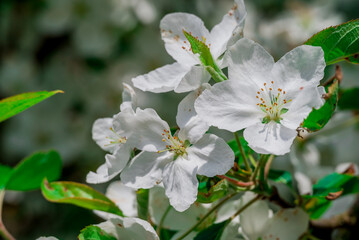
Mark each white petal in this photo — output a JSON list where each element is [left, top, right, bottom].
[[160, 13, 210, 66], [280, 86, 325, 129], [106, 181, 138, 217], [210, 0, 247, 59], [226, 38, 274, 87], [132, 63, 190, 93], [187, 134, 234, 177], [86, 146, 131, 184], [263, 208, 309, 240], [177, 85, 210, 143], [117, 108, 170, 152], [272, 45, 325, 87], [243, 122, 297, 155], [195, 79, 264, 132], [121, 151, 172, 189], [294, 172, 313, 195], [149, 186, 209, 231], [162, 157, 198, 212], [174, 65, 211, 93], [97, 217, 159, 240], [240, 200, 270, 240], [92, 118, 120, 153], [120, 83, 137, 111]]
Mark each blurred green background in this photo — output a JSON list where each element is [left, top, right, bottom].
[[0, 0, 358, 239]]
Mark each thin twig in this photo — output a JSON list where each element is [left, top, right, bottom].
[[175, 193, 238, 240], [230, 195, 262, 220], [0, 190, 15, 240], [156, 205, 172, 236], [234, 132, 251, 172]]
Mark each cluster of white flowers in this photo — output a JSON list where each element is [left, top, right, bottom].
[[86, 0, 326, 238]]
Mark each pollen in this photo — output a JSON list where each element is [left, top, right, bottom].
[[158, 129, 187, 156]]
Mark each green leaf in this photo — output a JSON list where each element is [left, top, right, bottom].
[[0, 165, 13, 190], [338, 88, 359, 110], [194, 220, 229, 240], [78, 225, 116, 240], [197, 176, 228, 203], [302, 172, 359, 219], [227, 137, 250, 165], [5, 150, 62, 191], [136, 189, 149, 220], [41, 179, 123, 216], [183, 30, 227, 82], [0, 90, 63, 123], [268, 169, 293, 187], [303, 197, 332, 219], [302, 81, 339, 132], [305, 20, 359, 65]]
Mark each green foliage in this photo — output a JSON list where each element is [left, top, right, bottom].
[[197, 177, 229, 203], [268, 169, 293, 187], [338, 88, 359, 110], [302, 172, 359, 219], [0, 150, 62, 191], [305, 20, 359, 65], [0, 90, 63, 123], [0, 165, 13, 190], [136, 189, 149, 220], [302, 81, 339, 132], [194, 220, 229, 240], [227, 137, 250, 165], [41, 179, 123, 216], [78, 225, 116, 240]]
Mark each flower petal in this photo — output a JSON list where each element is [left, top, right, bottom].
[[92, 118, 120, 153], [106, 181, 138, 217], [120, 83, 137, 111], [243, 122, 297, 155], [121, 151, 172, 189], [210, 0, 247, 59], [86, 146, 132, 184], [240, 200, 270, 240], [226, 38, 275, 87], [187, 133, 234, 177], [162, 157, 198, 212], [160, 13, 210, 66], [272, 45, 325, 87], [132, 63, 190, 93], [97, 217, 159, 240], [280, 86, 325, 129], [116, 108, 170, 152], [195, 79, 264, 132], [263, 208, 309, 240], [177, 85, 210, 143], [174, 65, 211, 93]]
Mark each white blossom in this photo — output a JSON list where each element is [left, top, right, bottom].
[[87, 84, 137, 184], [96, 217, 159, 240], [195, 38, 326, 155], [132, 0, 246, 94], [120, 107, 234, 211]]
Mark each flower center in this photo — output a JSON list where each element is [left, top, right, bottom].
[[158, 129, 187, 156], [256, 81, 292, 123], [105, 127, 127, 146]]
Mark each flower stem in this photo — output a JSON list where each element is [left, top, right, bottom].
[[0, 190, 15, 240], [264, 155, 274, 180], [230, 195, 261, 221], [234, 132, 251, 172], [175, 193, 237, 240], [156, 205, 172, 236], [217, 175, 254, 187]]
